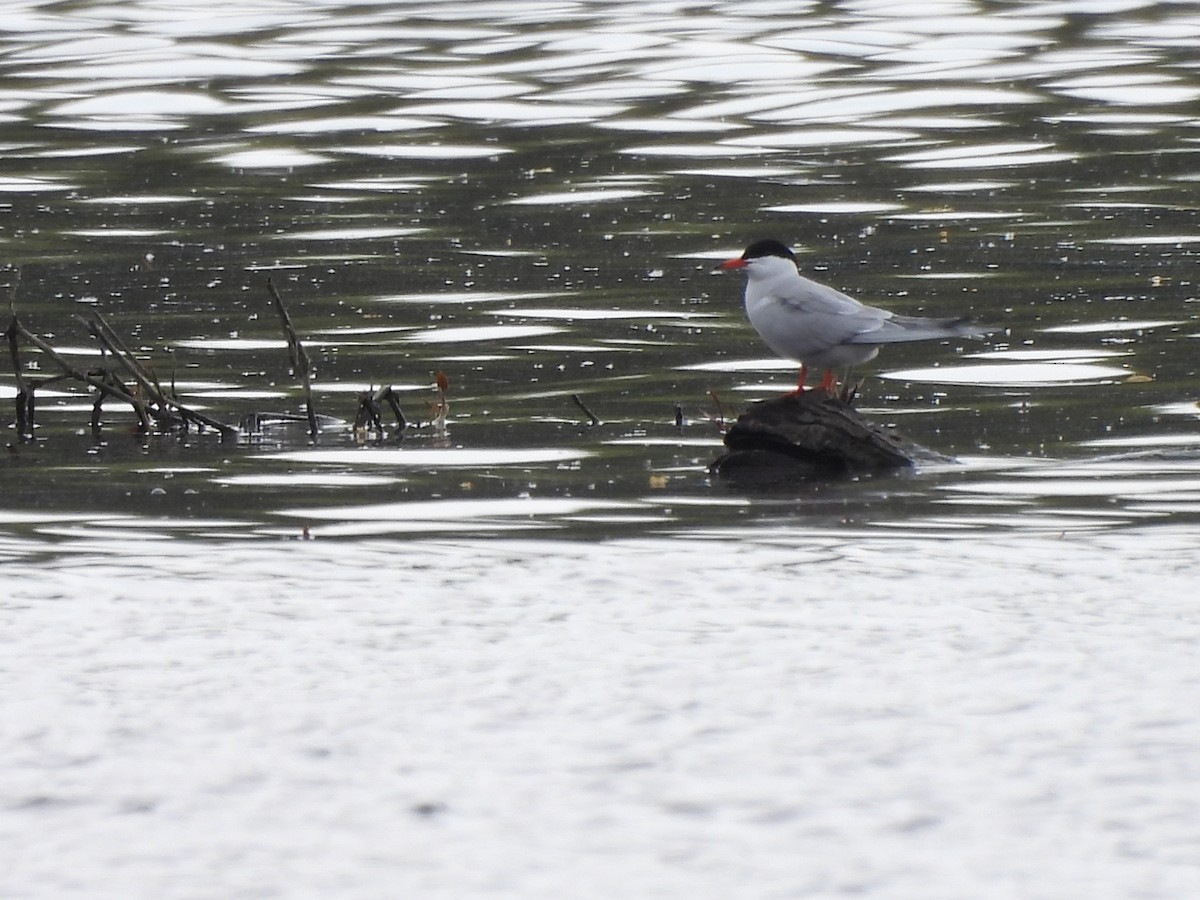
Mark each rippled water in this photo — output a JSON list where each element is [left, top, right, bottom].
[[3, 2, 1200, 897], [3, 0, 1200, 540]]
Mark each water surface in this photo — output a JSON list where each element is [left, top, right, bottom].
[[2, 2, 1200, 897]]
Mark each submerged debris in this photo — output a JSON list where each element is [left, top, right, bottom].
[[5, 280, 414, 445], [710, 391, 949, 480], [7, 311, 238, 440]]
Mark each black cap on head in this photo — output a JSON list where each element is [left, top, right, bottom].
[[741, 239, 795, 260]]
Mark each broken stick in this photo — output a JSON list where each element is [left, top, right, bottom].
[[266, 277, 319, 439]]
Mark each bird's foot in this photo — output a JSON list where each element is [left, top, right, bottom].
[[790, 365, 809, 395]]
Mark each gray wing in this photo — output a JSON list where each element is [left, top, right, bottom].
[[772, 275, 987, 346], [845, 312, 988, 345], [775, 274, 879, 317], [772, 276, 894, 345]]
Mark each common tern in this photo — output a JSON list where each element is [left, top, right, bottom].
[[718, 238, 986, 394]]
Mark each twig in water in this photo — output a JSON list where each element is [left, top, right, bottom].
[[5, 274, 35, 440], [355, 388, 383, 441], [5, 317, 34, 440], [266, 277, 319, 439], [89, 370, 151, 434], [381, 386, 408, 432], [5, 265, 19, 318], [707, 390, 727, 433], [571, 393, 600, 427], [85, 314, 171, 427], [356, 385, 408, 440], [86, 312, 236, 438], [8, 313, 233, 438], [10, 316, 151, 431]]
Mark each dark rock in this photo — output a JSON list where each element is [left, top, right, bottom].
[[710, 392, 947, 480]]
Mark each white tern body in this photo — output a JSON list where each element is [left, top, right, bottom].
[[719, 239, 985, 389]]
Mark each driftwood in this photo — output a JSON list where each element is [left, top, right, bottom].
[[266, 276, 319, 438], [710, 391, 947, 480], [9, 316, 154, 435], [7, 313, 240, 439], [5, 279, 417, 443], [88, 312, 240, 438], [5, 316, 35, 439], [353, 385, 409, 440]]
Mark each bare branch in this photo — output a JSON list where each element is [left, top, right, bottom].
[[266, 277, 319, 439]]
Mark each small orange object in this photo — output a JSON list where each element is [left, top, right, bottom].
[[435, 371, 449, 393]]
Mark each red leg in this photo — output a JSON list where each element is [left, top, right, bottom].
[[817, 368, 837, 394], [789, 364, 809, 395]]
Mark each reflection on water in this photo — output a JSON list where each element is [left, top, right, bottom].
[[2, 0, 1200, 541]]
